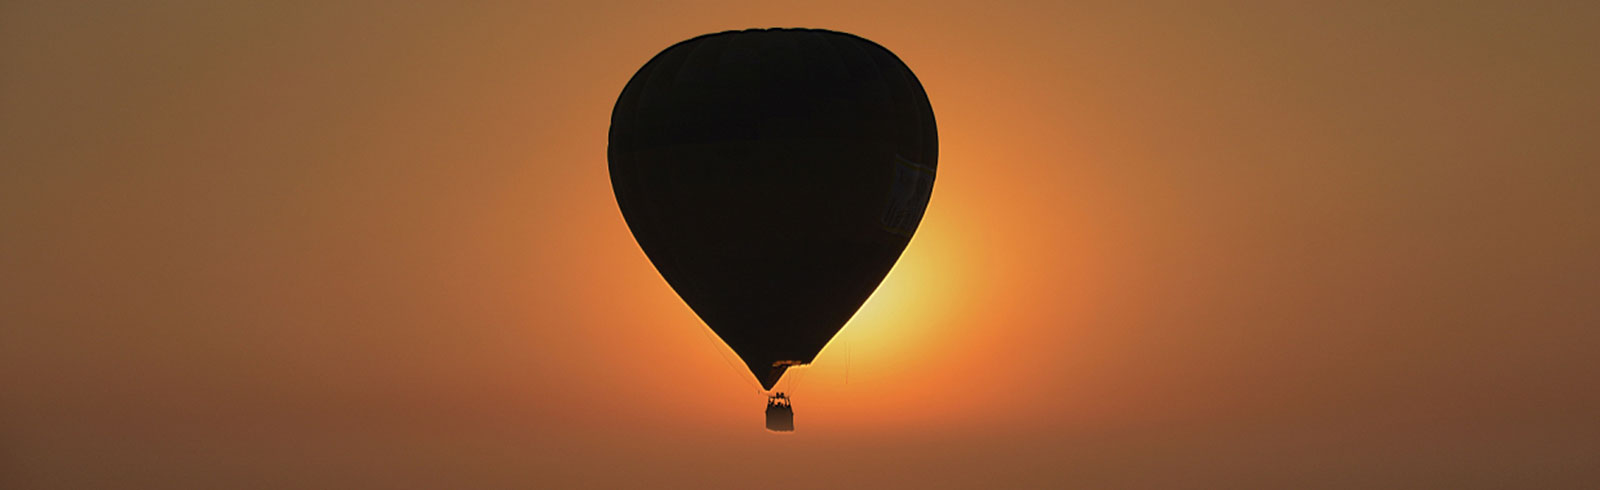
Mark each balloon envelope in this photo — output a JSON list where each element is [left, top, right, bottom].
[[608, 28, 936, 390]]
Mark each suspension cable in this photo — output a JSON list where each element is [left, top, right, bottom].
[[694, 323, 765, 395]]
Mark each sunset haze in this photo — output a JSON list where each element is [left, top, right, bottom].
[[3, 1, 1597, 488]]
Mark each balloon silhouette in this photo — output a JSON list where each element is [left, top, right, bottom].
[[609, 28, 936, 391]]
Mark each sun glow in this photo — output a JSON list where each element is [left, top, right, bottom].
[[792, 191, 994, 394]]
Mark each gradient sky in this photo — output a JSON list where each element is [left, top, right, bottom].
[[3, 1, 1598, 488]]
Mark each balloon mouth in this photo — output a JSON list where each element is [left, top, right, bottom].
[[762, 360, 807, 390]]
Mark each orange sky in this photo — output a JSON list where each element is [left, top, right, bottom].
[[3, 1, 1598, 488]]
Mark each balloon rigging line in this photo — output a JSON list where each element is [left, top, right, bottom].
[[696, 322, 765, 394], [788, 363, 810, 393]]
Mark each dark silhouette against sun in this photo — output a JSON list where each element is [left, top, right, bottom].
[[608, 28, 936, 431]]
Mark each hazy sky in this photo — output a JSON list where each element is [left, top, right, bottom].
[[3, 1, 1597, 488]]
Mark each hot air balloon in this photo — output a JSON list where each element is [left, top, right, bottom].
[[608, 28, 936, 430]]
